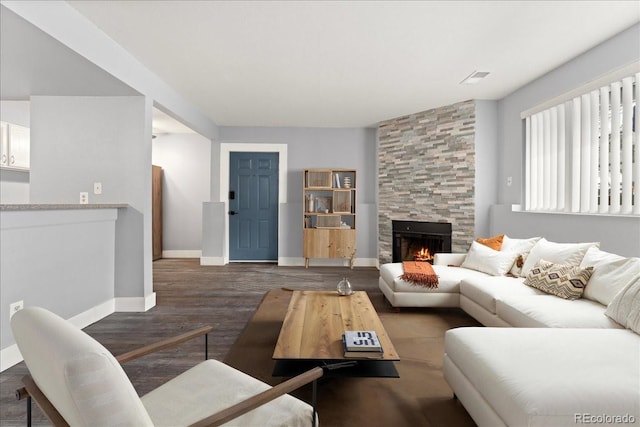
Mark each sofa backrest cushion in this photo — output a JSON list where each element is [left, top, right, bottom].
[[461, 241, 519, 276], [521, 238, 598, 276], [605, 274, 640, 334], [580, 246, 640, 306], [11, 307, 154, 426]]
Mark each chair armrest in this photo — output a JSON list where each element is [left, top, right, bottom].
[[20, 375, 70, 427], [116, 326, 213, 364], [433, 253, 467, 266], [188, 366, 324, 427]]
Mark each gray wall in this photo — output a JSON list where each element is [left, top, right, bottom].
[[494, 23, 640, 256], [152, 133, 211, 254], [29, 96, 154, 298], [474, 100, 499, 238], [210, 126, 378, 262], [1, 209, 116, 354]]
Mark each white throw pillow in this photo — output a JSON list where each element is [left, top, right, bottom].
[[521, 238, 599, 276], [580, 246, 640, 306], [605, 274, 640, 334], [500, 235, 541, 277], [461, 241, 519, 276]]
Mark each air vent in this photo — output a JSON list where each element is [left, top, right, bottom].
[[460, 71, 490, 85]]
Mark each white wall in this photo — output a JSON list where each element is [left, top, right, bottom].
[[29, 95, 155, 301], [152, 133, 211, 256], [494, 24, 640, 256]]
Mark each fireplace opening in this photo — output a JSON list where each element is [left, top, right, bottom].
[[392, 220, 452, 263]]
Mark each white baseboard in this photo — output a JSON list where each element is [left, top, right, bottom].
[[162, 250, 202, 258], [200, 256, 225, 265], [115, 292, 156, 312], [0, 344, 23, 372], [68, 299, 115, 329]]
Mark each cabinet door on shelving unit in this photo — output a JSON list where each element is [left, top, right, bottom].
[[8, 124, 30, 169], [328, 229, 356, 258], [0, 122, 8, 167]]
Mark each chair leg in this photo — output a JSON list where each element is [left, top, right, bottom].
[[205, 334, 209, 360], [311, 379, 317, 427], [27, 396, 32, 427]]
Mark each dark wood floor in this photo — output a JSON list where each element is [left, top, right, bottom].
[[0, 260, 385, 426]]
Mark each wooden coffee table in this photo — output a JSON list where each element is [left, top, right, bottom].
[[272, 290, 400, 377]]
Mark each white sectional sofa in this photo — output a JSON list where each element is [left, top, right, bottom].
[[379, 236, 640, 427]]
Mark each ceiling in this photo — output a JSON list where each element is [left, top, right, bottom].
[[3, 1, 640, 129]]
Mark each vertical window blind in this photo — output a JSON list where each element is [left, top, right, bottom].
[[523, 72, 639, 215]]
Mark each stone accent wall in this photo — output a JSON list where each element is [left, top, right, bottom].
[[378, 100, 476, 264]]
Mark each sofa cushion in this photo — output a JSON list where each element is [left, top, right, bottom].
[[142, 359, 314, 427], [460, 241, 519, 276], [606, 274, 640, 333], [379, 263, 488, 293], [444, 327, 639, 427], [521, 238, 598, 275], [580, 246, 640, 306], [523, 260, 593, 300], [500, 235, 541, 276], [496, 295, 622, 328], [460, 276, 543, 314], [475, 234, 504, 250]]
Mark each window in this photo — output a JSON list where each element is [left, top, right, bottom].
[[522, 69, 639, 215]]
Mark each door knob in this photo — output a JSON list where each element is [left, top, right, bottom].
[[228, 210, 237, 215]]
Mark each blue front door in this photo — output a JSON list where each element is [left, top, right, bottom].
[[229, 152, 279, 261]]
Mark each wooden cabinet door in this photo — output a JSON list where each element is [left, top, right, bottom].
[[304, 229, 356, 259], [152, 165, 163, 260]]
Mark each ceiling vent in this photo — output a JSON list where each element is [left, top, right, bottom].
[[460, 71, 490, 85]]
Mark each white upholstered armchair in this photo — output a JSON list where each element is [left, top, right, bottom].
[[11, 307, 322, 426]]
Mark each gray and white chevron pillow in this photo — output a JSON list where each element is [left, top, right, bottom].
[[524, 259, 593, 300]]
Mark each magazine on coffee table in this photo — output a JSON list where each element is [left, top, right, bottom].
[[343, 330, 383, 353]]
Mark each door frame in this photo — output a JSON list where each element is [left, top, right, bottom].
[[220, 143, 288, 264]]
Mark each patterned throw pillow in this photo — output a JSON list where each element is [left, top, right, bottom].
[[523, 259, 593, 300]]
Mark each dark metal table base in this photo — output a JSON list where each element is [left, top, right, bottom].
[[273, 359, 399, 378]]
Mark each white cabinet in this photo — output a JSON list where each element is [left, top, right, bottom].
[[0, 121, 30, 170]]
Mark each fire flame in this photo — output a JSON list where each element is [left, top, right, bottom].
[[415, 247, 432, 261]]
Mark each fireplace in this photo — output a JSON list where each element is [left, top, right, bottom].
[[392, 220, 452, 263]]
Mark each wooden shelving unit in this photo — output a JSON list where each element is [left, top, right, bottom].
[[303, 169, 356, 268]]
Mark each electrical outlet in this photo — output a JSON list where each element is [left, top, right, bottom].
[[80, 192, 89, 204], [507, 176, 513, 187], [10, 300, 23, 318], [94, 182, 102, 195]]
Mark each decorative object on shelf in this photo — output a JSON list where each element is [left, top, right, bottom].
[[337, 277, 353, 296], [343, 176, 352, 188], [306, 194, 314, 213]]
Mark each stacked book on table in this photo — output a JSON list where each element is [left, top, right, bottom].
[[342, 330, 384, 359]]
